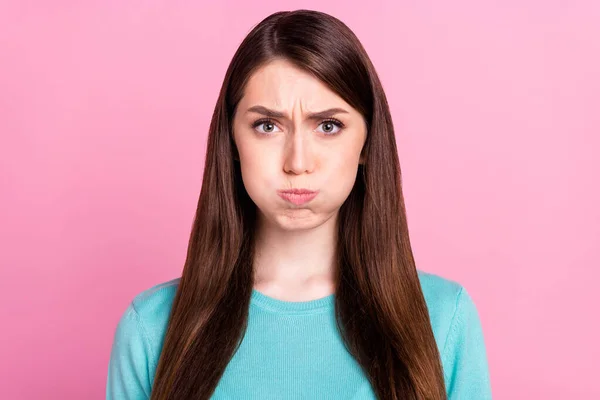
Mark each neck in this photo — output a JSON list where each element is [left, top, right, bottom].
[[252, 212, 338, 301]]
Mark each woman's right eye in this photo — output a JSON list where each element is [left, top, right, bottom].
[[253, 119, 282, 135]]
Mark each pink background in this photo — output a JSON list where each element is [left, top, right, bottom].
[[1, 1, 598, 399]]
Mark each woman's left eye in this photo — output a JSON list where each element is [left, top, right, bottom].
[[316, 119, 344, 135]]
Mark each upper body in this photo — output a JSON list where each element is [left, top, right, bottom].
[[107, 11, 492, 399], [106, 270, 492, 399]]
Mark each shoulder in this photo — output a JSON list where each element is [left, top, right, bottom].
[[131, 277, 180, 315], [417, 269, 463, 304], [417, 269, 491, 397], [417, 269, 464, 327], [107, 278, 181, 398], [129, 277, 181, 342], [416, 269, 479, 353], [112, 277, 181, 362]]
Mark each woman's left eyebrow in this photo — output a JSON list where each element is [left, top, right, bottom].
[[246, 105, 349, 121]]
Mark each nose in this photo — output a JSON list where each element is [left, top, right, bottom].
[[283, 131, 314, 175]]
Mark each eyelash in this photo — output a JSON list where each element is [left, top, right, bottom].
[[252, 118, 345, 136]]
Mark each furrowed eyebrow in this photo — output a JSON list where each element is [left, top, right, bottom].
[[246, 105, 349, 121]]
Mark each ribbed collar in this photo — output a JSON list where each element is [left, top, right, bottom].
[[250, 289, 335, 314]]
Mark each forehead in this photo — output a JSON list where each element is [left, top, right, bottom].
[[239, 59, 351, 111]]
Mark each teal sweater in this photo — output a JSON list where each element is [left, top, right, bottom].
[[106, 270, 492, 399]]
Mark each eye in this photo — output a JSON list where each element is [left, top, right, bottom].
[[316, 119, 344, 136], [253, 118, 282, 135]]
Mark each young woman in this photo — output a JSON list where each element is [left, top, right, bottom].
[[106, 9, 492, 400]]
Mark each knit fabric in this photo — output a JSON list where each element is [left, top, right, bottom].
[[106, 270, 492, 399]]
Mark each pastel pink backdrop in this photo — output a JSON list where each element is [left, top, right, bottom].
[[1, 1, 598, 399]]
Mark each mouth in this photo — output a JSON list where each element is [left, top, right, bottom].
[[277, 188, 319, 205]]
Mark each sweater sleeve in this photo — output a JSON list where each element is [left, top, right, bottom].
[[106, 302, 154, 400], [442, 287, 492, 399]]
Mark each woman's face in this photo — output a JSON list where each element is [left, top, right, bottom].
[[232, 58, 367, 231]]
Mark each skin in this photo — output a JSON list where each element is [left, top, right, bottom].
[[232, 58, 367, 301]]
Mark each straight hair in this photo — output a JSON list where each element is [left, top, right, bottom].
[[150, 9, 447, 400]]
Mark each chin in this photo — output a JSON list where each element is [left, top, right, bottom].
[[255, 208, 319, 231], [278, 208, 339, 230]]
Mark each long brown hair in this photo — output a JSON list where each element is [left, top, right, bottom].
[[150, 9, 446, 400]]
